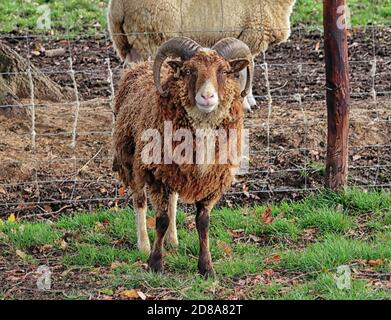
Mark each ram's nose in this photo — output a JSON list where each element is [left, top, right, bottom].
[[200, 92, 216, 106], [195, 80, 219, 113]]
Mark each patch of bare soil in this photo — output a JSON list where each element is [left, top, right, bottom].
[[0, 246, 106, 299], [0, 28, 390, 217]]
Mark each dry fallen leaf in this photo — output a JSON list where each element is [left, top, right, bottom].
[[119, 289, 144, 300], [16, 249, 27, 260], [261, 208, 273, 225], [264, 254, 281, 265], [229, 229, 245, 238], [134, 259, 148, 270], [95, 222, 105, 231], [95, 220, 110, 231], [17, 203, 26, 210], [40, 244, 53, 252], [368, 259, 385, 267], [137, 290, 147, 300], [60, 239, 68, 251], [217, 240, 233, 257], [146, 216, 156, 229], [59, 40, 68, 46], [43, 205, 53, 213], [118, 186, 126, 197], [7, 213, 16, 223], [263, 268, 275, 277]]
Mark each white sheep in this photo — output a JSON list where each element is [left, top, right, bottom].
[[108, 0, 297, 112]]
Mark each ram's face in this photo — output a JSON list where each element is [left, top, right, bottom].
[[168, 50, 249, 113], [185, 50, 228, 113]]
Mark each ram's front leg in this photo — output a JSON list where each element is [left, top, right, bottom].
[[148, 188, 170, 273], [195, 201, 215, 278], [165, 192, 179, 247], [133, 188, 151, 254]]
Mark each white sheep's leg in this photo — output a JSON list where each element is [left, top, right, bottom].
[[247, 88, 256, 108], [124, 47, 142, 68], [133, 189, 151, 254], [165, 192, 179, 247], [239, 68, 252, 113], [246, 57, 257, 108]]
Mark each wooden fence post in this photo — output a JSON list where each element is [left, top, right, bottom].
[[323, 0, 350, 190]]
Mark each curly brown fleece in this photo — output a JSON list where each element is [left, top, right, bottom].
[[113, 55, 244, 205], [113, 50, 246, 276]]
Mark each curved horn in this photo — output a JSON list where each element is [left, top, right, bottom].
[[212, 38, 252, 97], [153, 37, 202, 97]]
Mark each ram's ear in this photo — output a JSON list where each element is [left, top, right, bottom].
[[167, 60, 184, 78], [229, 58, 250, 74]]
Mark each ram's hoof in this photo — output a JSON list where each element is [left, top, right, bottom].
[[199, 267, 216, 278], [198, 258, 215, 278], [148, 254, 164, 273]]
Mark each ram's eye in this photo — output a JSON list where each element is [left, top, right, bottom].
[[185, 69, 192, 76]]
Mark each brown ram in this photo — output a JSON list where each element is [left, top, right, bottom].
[[113, 37, 250, 276]]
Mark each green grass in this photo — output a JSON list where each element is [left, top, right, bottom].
[[297, 208, 354, 234], [292, 0, 391, 27], [0, 221, 61, 249], [255, 273, 391, 300], [62, 243, 147, 266], [281, 234, 391, 272], [0, 188, 390, 300], [0, 0, 107, 34], [0, 0, 390, 34]]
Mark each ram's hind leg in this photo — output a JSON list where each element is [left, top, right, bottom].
[[148, 186, 171, 273], [133, 188, 151, 254], [165, 192, 179, 247]]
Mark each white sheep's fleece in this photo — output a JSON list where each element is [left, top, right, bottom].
[[108, 0, 297, 61]]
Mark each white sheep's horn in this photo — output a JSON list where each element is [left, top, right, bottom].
[[212, 38, 252, 98], [153, 37, 202, 97]]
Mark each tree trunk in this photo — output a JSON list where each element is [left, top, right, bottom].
[[0, 41, 74, 118]]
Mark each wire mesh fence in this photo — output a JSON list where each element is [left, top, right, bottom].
[[0, 2, 390, 218]]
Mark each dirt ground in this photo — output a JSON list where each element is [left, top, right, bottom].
[[0, 27, 390, 218]]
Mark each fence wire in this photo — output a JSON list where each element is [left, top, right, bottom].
[[0, 4, 390, 217]]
